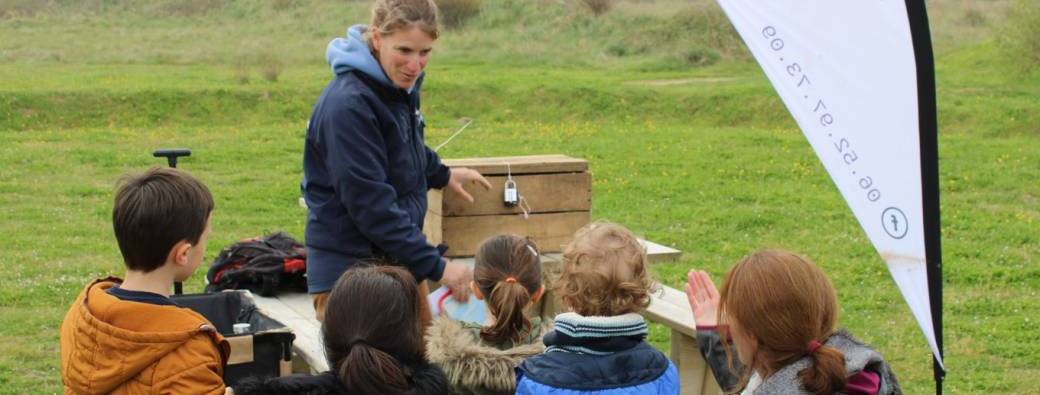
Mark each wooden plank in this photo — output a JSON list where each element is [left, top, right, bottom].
[[702, 366, 726, 395], [646, 285, 723, 394], [432, 172, 591, 216], [442, 155, 588, 175], [439, 211, 590, 257], [252, 293, 328, 373], [673, 330, 711, 395], [643, 285, 696, 338], [642, 239, 682, 263], [422, 193, 442, 245]]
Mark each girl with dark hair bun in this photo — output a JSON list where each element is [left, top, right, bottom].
[[230, 265, 449, 395], [425, 234, 548, 395], [685, 249, 903, 395]]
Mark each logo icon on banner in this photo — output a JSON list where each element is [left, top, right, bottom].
[[882, 207, 908, 239]]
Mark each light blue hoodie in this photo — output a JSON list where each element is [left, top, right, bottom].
[[325, 24, 417, 93]]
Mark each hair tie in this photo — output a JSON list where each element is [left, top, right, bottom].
[[503, 277, 517, 284], [806, 339, 823, 355], [349, 339, 368, 348], [526, 244, 538, 256]]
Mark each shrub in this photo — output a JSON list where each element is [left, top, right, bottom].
[[438, 0, 482, 29], [605, 43, 628, 57], [577, 0, 612, 17], [153, 0, 228, 17], [0, 0, 48, 19], [668, 5, 745, 59], [1001, 0, 1040, 69], [272, 0, 295, 11], [259, 54, 284, 83], [233, 61, 251, 85], [962, 7, 986, 28], [681, 46, 720, 67]]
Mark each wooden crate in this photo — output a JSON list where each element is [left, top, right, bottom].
[[423, 155, 591, 257]]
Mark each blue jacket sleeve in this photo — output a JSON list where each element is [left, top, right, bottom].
[[321, 103, 446, 281], [425, 145, 451, 189]]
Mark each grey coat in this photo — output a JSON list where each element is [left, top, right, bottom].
[[696, 329, 902, 395]]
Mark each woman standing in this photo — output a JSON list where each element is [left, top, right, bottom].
[[302, 0, 490, 320]]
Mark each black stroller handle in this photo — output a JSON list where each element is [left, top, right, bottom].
[[153, 148, 192, 294], [153, 149, 192, 168]]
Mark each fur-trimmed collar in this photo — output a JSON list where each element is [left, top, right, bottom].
[[425, 316, 545, 393]]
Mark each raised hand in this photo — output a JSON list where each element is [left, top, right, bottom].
[[684, 270, 720, 327]]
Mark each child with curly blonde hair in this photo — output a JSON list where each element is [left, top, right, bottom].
[[516, 223, 679, 394]]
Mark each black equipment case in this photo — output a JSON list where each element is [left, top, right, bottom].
[[173, 290, 296, 386]]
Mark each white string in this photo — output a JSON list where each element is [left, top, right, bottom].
[[434, 118, 473, 152], [519, 196, 532, 220]]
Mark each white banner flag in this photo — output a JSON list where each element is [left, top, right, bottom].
[[714, 1, 943, 367]]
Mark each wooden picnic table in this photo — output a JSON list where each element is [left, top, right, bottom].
[[252, 240, 721, 394]]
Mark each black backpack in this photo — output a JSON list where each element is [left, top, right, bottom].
[[205, 232, 307, 296]]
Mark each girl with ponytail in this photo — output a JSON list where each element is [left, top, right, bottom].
[[425, 234, 547, 395], [230, 265, 448, 395], [685, 249, 903, 395]]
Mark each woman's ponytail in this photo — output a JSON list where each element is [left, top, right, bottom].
[[798, 344, 847, 395], [480, 280, 532, 344], [338, 342, 411, 395]]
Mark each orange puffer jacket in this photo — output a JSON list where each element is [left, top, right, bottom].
[[60, 277, 229, 394]]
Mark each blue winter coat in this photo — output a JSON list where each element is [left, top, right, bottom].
[[301, 25, 451, 293], [515, 342, 680, 394]]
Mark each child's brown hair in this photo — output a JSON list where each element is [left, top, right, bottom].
[[325, 265, 426, 395], [112, 167, 213, 272], [473, 234, 542, 344], [718, 249, 846, 395], [553, 222, 654, 316]]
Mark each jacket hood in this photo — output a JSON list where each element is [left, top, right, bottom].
[[425, 316, 544, 393], [326, 24, 420, 93], [60, 278, 226, 394]]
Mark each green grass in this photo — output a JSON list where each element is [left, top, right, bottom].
[[1, 0, 1038, 393]]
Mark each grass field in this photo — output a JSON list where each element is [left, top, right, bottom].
[[1, 0, 1038, 393]]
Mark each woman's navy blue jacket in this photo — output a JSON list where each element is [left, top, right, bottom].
[[302, 26, 450, 293]]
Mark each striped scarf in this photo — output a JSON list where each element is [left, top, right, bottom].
[[543, 312, 648, 356]]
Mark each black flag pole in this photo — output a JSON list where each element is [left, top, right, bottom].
[[905, 0, 945, 394]]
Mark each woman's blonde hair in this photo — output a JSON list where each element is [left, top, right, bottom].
[[365, 0, 440, 48], [553, 222, 655, 316], [718, 249, 846, 395]]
